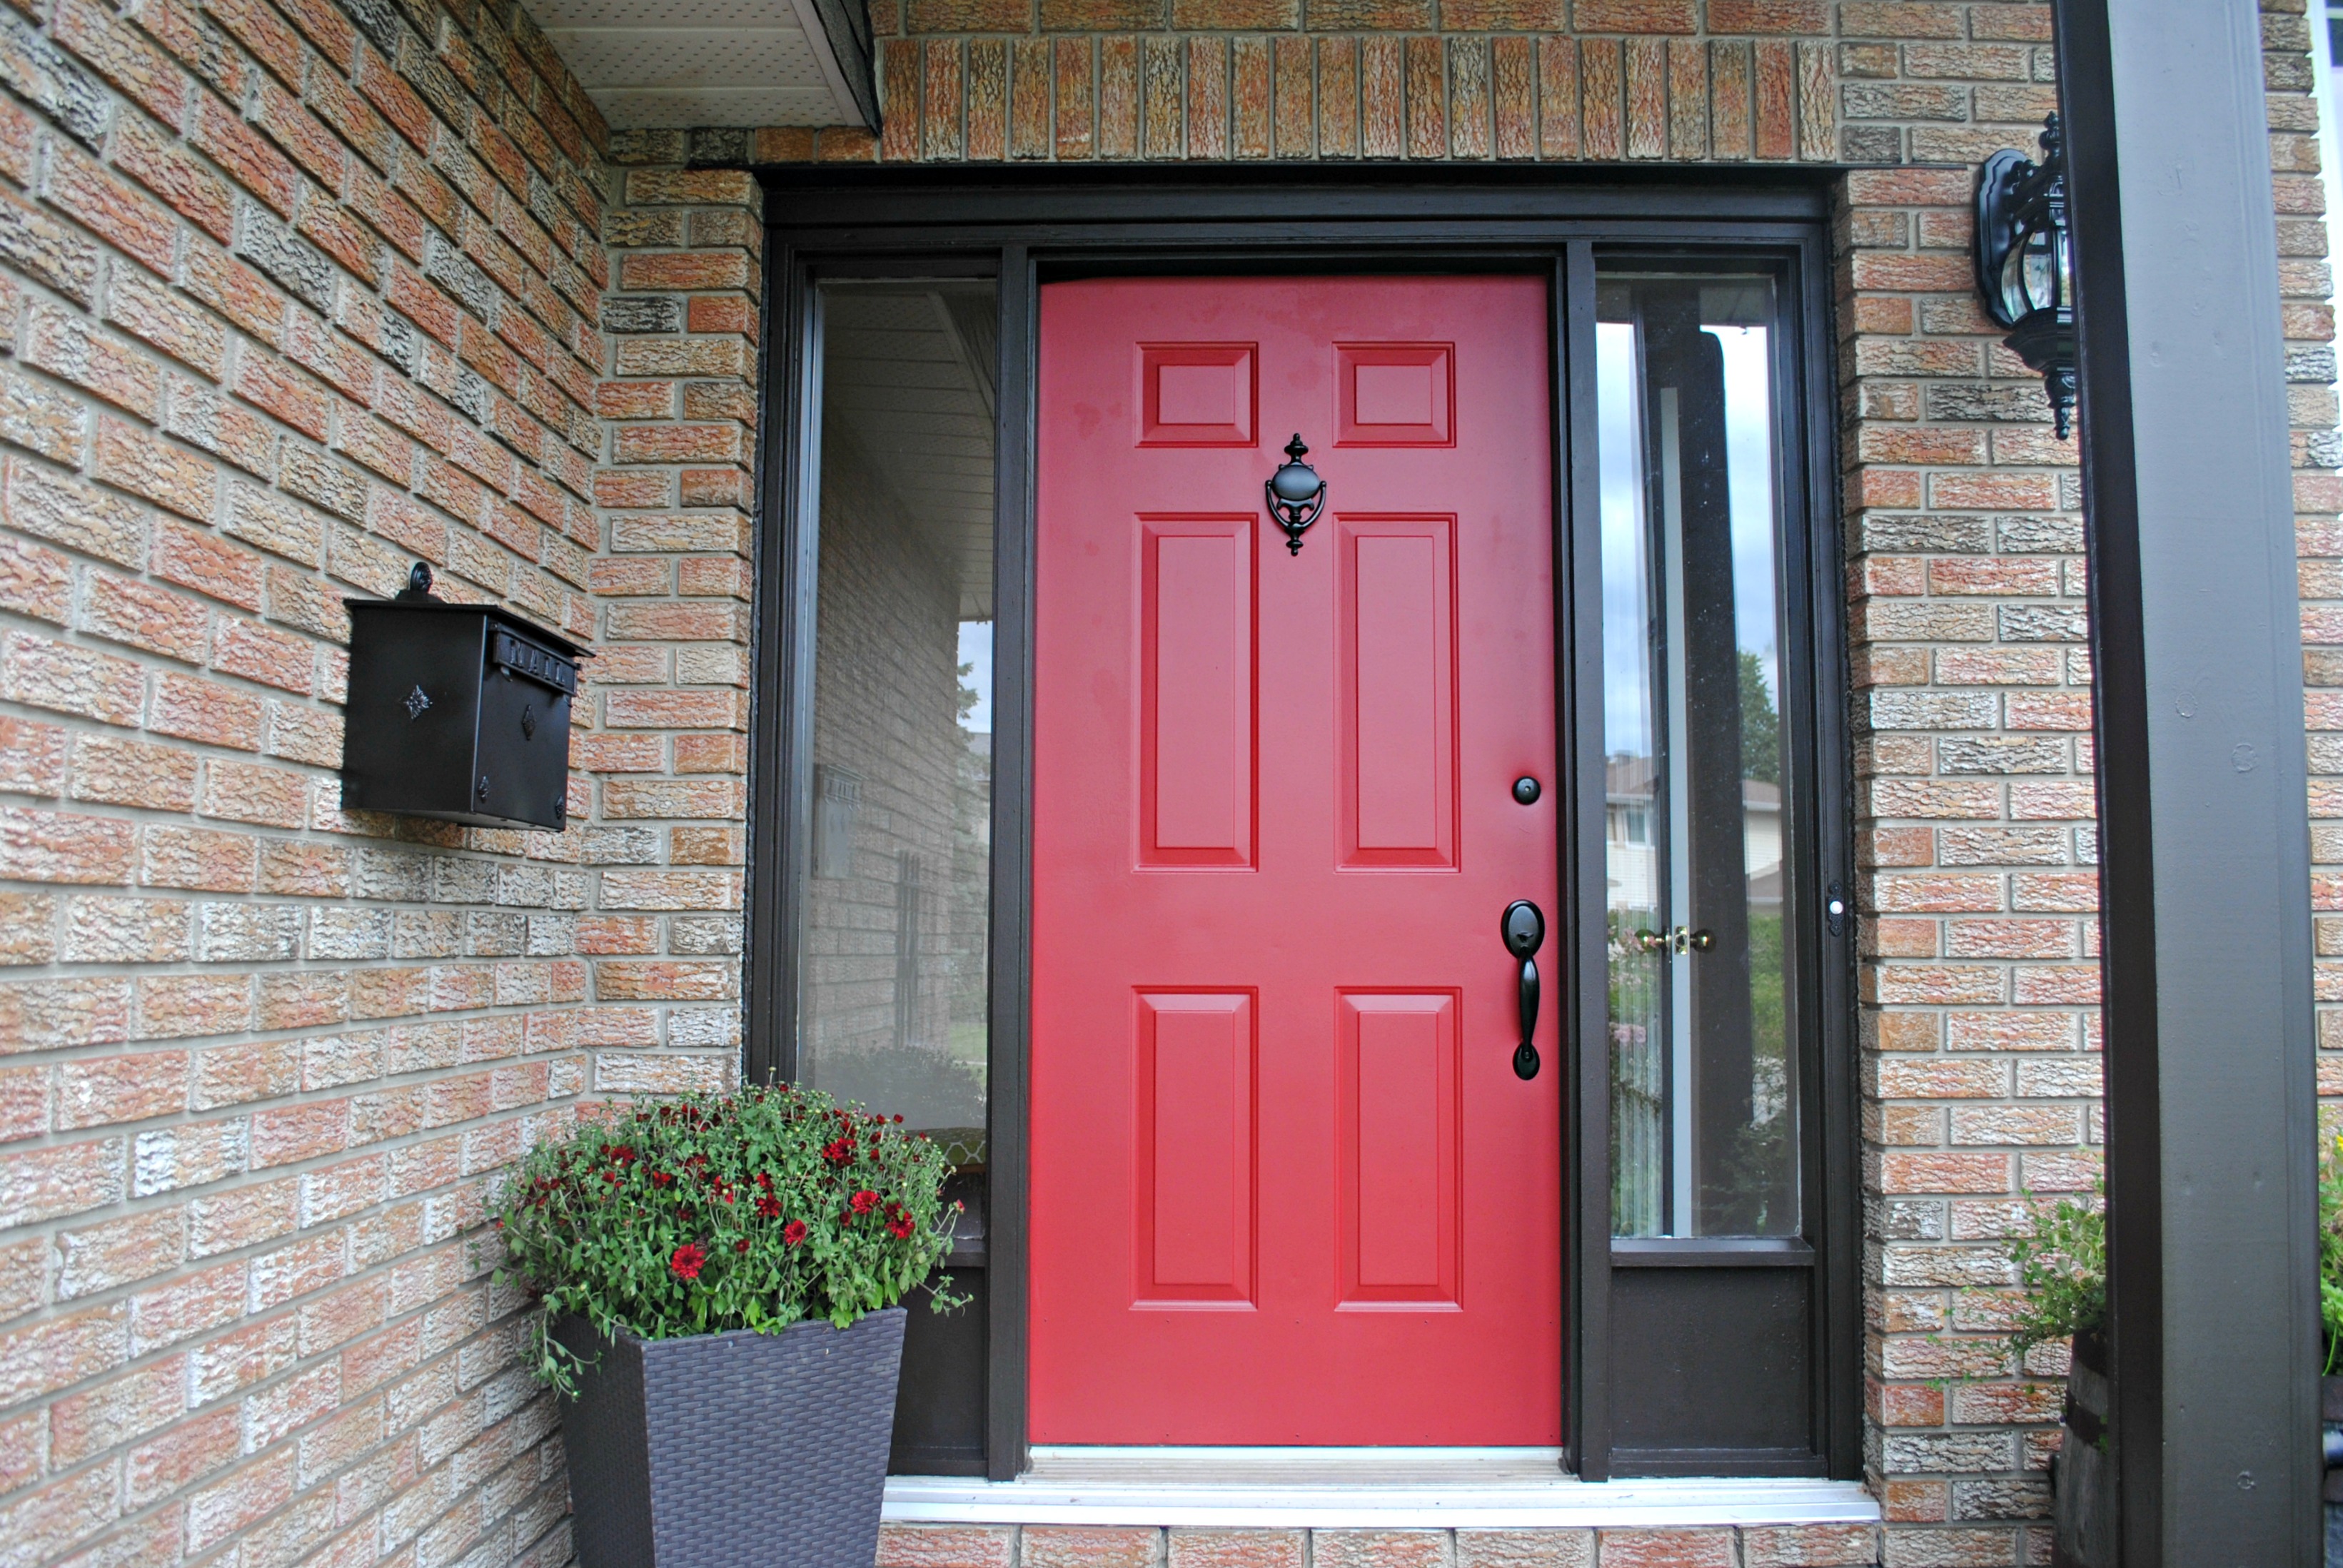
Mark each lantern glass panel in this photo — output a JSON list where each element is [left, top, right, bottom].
[[2001, 216, 2059, 320]]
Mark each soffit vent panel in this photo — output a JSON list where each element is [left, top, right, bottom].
[[531, 0, 873, 130]]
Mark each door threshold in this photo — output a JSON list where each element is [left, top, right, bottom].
[[884, 1447, 1882, 1529]]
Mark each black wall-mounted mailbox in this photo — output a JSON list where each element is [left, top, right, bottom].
[[340, 564, 591, 831]]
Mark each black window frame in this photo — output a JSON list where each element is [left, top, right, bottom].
[[747, 167, 1858, 1483]]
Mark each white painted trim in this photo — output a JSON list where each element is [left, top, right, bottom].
[[783, 0, 869, 129], [883, 1447, 1882, 1529]]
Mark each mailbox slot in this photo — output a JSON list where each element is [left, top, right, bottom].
[[488, 627, 578, 695]]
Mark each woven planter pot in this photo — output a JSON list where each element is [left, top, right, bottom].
[[553, 1307, 907, 1568]]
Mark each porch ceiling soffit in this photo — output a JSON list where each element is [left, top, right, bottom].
[[529, 0, 873, 130]]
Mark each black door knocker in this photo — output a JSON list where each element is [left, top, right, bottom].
[[1264, 433, 1326, 555]]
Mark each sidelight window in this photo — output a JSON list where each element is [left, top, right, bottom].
[[1597, 275, 1800, 1240], [794, 280, 999, 1166]]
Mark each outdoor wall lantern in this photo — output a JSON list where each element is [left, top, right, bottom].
[[1975, 113, 2077, 439], [339, 562, 591, 831], [1265, 433, 1327, 554]]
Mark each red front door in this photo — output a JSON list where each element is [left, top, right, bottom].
[[1030, 276, 1560, 1445]]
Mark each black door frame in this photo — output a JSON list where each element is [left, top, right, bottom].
[[746, 168, 1858, 1483]]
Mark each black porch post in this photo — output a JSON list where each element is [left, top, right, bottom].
[[2050, 0, 2323, 1562]]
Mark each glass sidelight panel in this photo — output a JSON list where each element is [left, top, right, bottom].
[[1598, 274, 1798, 1238], [797, 280, 997, 1163]]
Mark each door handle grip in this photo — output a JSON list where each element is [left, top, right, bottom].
[[1501, 900, 1544, 1081], [1512, 958, 1541, 1082]]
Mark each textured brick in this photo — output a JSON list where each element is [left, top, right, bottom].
[[70, 737, 198, 814], [881, 1525, 1019, 1568], [1024, 1528, 1161, 1567], [1317, 1532, 1449, 1568], [1457, 1532, 1593, 1568]]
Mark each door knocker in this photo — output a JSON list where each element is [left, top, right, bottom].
[[1264, 433, 1326, 555]]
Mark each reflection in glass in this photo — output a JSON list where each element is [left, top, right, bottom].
[[1599, 275, 1798, 1238], [798, 282, 997, 1168]]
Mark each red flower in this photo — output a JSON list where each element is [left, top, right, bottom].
[[885, 1205, 915, 1239], [670, 1243, 707, 1280], [822, 1137, 856, 1165], [734, 1238, 751, 1254], [893, 1114, 904, 1123], [650, 1171, 675, 1188], [755, 1195, 782, 1220], [609, 1145, 635, 1164], [782, 1220, 809, 1246], [755, 1173, 773, 1192], [850, 1189, 880, 1215]]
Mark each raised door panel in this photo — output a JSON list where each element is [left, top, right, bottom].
[[1140, 343, 1257, 446], [1140, 519, 1256, 868], [1338, 991, 1460, 1306], [1339, 517, 1457, 869], [1337, 343, 1454, 446], [1135, 991, 1255, 1305]]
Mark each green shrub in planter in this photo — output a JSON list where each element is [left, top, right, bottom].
[[2012, 1151, 2343, 1568], [2321, 1133, 2343, 1375], [2007, 1185, 2105, 1363], [488, 1086, 962, 1568], [2007, 1187, 2108, 1568]]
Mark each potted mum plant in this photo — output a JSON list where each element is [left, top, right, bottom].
[[490, 1086, 959, 1568]]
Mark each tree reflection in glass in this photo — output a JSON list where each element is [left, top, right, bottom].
[[1598, 275, 1799, 1239]]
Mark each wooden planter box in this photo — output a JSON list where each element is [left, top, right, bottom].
[[2057, 1341, 2343, 1565], [2052, 1327, 2111, 1568], [553, 1309, 907, 1568]]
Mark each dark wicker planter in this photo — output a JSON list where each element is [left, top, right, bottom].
[[2322, 1374, 2343, 1567], [2051, 1327, 2112, 1568], [553, 1307, 907, 1568]]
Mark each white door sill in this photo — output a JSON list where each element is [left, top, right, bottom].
[[883, 1447, 1883, 1529]]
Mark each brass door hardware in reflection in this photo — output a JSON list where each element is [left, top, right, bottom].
[[1634, 926, 1714, 955]]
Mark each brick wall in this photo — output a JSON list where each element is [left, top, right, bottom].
[[585, 160, 760, 1098], [0, 0, 761, 1561]]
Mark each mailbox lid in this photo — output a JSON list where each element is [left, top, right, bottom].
[[341, 596, 588, 662]]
